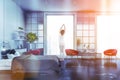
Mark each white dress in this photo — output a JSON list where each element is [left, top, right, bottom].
[[59, 35, 65, 56]]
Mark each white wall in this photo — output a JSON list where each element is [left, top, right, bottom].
[[0, 0, 4, 43], [0, 0, 25, 49]]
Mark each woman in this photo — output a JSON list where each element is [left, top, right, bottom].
[[59, 24, 66, 59]]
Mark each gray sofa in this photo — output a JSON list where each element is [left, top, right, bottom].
[[11, 55, 61, 80]]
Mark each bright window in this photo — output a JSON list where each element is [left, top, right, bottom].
[[46, 15, 74, 56], [97, 15, 120, 57]]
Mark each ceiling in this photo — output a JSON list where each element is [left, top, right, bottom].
[[13, 0, 120, 12]]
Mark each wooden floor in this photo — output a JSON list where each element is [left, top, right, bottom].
[[0, 58, 120, 80]]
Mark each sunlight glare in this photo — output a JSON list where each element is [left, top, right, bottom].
[[47, 15, 73, 56], [97, 15, 120, 58]]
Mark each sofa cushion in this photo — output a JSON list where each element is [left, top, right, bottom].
[[26, 48, 43, 55]]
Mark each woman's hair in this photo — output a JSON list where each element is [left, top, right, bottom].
[[60, 29, 65, 35]]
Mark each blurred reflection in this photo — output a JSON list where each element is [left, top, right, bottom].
[[65, 60, 102, 80], [100, 61, 118, 80], [104, 61, 117, 69], [65, 61, 79, 68]]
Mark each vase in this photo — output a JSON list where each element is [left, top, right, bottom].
[[28, 43, 36, 50]]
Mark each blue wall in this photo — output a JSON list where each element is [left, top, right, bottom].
[[0, 0, 25, 49]]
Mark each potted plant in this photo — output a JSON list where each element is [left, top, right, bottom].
[[26, 32, 38, 50], [26, 32, 38, 43]]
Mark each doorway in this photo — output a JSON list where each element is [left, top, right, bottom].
[[46, 15, 74, 56]]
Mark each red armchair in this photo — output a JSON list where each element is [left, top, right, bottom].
[[103, 49, 117, 58], [65, 49, 79, 58]]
